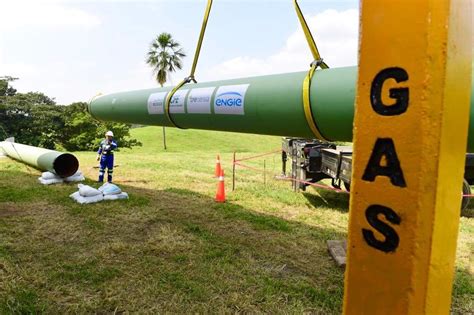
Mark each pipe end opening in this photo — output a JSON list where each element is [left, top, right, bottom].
[[53, 153, 79, 177]]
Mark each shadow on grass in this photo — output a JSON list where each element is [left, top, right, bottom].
[[304, 185, 474, 218], [302, 188, 350, 213], [0, 169, 472, 314], [461, 196, 474, 218], [0, 169, 346, 314], [452, 267, 474, 314]]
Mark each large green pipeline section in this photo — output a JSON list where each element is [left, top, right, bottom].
[[88, 66, 474, 152], [0, 141, 79, 177]]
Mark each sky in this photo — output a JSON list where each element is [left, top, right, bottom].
[[2, 0, 360, 104]]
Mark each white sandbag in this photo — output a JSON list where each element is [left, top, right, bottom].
[[98, 182, 111, 192], [104, 192, 129, 201], [83, 194, 103, 204], [69, 191, 81, 199], [98, 182, 108, 191], [78, 184, 102, 197], [99, 183, 121, 195], [71, 191, 104, 204], [66, 170, 82, 178], [38, 177, 64, 185], [64, 174, 85, 182], [41, 171, 59, 180]]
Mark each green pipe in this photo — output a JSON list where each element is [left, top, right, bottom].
[[88, 65, 474, 152], [0, 141, 79, 177]]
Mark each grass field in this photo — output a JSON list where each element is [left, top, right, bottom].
[[0, 126, 473, 314]]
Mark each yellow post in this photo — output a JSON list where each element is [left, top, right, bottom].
[[344, 0, 472, 314]]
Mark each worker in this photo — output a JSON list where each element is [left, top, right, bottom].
[[97, 130, 118, 183]]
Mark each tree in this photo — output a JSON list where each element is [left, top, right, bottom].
[[0, 76, 18, 97], [61, 102, 142, 151], [0, 77, 142, 151], [0, 90, 63, 148], [0, 76, 18, 137], [146, 32, 186, 150]]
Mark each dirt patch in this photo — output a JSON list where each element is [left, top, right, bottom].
[[117, 180, 150, 184], [0, 201, 61, 218], [0, 202, 28, 217]]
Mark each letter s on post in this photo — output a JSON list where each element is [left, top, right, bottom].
[[362, 204, 401, 253]]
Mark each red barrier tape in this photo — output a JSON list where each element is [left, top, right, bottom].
[[235, 149, 281, 162], [234, 148, 349, 195], [234, 161, 350, 194], [234, 162, 268, 174], [233, 150, 473, 198]]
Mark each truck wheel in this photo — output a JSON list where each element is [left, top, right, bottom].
[[462, 179, 471, 213]]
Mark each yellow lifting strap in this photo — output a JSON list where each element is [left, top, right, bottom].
[[293, 0, 328, 69], [294, 0, 329, 141], [165, 0, 213, 129]]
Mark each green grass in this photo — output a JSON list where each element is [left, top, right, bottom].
[[0, 126, 472, 313], [0, 286, 47, 314]]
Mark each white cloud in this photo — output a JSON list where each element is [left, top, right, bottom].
[[0, 6, 360, 104], [202, 9, 359, 81], [0, 1, 101, 31], [100, 62, 158, 94], [0, 49, 36, 80], [0, 1, 101, 103]]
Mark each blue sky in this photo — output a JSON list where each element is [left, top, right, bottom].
[[0, 0, 359, 104]]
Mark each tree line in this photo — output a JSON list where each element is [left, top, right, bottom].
[[0, 32, 186, 152], [0, 76, 141, 151]]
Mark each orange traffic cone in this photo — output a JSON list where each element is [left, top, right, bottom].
[[214, 155, 222, 177], [215, 169, 226, 203]]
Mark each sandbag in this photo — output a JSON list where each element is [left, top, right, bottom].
[[104, 192, 129, 201], [99, 183, 121, 195], [65, 170, 82, 178], [98, 182, 110, 192], [69, 191, 80, 199], [40, 170, 84, 184], [70, 183, 128, 204], [41, 171, 59, 180], [38, 177, 64, 185], [64, 173, 85, 182], [70, 191, 104, 204], [78, 184, 102, 197]]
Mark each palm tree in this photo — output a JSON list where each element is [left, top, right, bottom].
[[146, 33, 186, 150]]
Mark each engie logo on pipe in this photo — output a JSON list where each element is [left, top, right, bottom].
[[215, 92, 243, 107], [214, 84, 249, 115]]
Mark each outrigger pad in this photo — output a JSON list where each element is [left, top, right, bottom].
[[327, 239, 347, 267]]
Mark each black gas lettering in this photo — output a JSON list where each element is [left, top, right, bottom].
[[362, 138, 406, 187], [362, 204, 401, 253], [371, 67, 409, 116]]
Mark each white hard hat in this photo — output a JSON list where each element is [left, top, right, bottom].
[[105, 131, 114, 137]]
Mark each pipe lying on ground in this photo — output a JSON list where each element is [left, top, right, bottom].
[[0, 141, 79, 177], [87, 65, 474, 152]]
